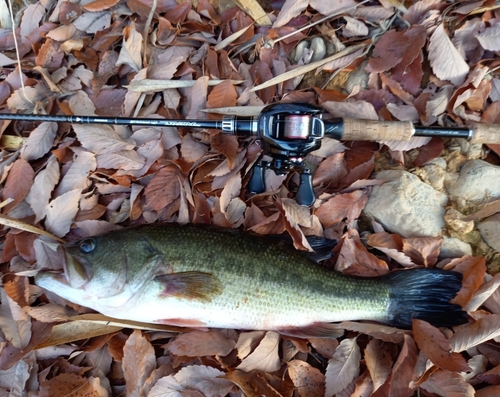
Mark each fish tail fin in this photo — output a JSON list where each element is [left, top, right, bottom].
[[384, 268, 468, 328]]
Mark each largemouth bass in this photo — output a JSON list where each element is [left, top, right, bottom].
[[35, 223, 467, 336]]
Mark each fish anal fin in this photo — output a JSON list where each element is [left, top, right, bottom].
[[155, 318, 208, 328], [156, 271, 222, 302], [278, 322, 345, 339]]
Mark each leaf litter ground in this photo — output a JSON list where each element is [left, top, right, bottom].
[[1, 0, 500, 396]]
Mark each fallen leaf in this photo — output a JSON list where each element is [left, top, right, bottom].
[[325, 337, 361, 397], [402, 236, 443, 267], [334, 228, 390, 276], [44, 189, 81, 237], [26, 155, 60, 222], [272, 0, 309, 28], [55, 149, 96, 196], [315, 190, 369, 228], [388, 334, 418, 397], [420, 369, 475, 397], [287, 360, 325, 397], [19, 122, 57, 161], [1, 158, 34, 213], [174, 365, 234, 397], [428, 24, 469, 85], [364, 338, 393, 393], [449, 314, 500, 352], [0, 288, 31, 350], [168, 330, 236, 357], [412, 319, 471, 372], [143, 165, 182, 212], [237, 331, 281, 373], [123, 330, 156, 397], [73, 124, 135, 154], [476, 22, 500, 51]]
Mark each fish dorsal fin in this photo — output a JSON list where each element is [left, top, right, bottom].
[[156, 271, 222, 302]]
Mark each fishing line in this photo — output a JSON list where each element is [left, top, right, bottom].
[[6, 0, 33, 106]]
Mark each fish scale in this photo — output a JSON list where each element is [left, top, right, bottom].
[[35, 223, 468, 334]]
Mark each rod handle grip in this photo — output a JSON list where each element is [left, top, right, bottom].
[[469, 123, 500, 144], [342, 118, 414, 141]]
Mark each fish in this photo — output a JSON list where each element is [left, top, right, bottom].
[[35, 223, 468, 337]]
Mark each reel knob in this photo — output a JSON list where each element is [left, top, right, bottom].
[[248, 162, 266, 194], [296, 170, 315, 206]]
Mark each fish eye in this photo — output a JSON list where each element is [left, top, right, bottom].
[[79, 238, 96, 253]]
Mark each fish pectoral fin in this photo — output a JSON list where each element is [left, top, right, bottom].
[[156, 271, 222, 302], [155, 318, 208, 328], [277, 322, 345, 339]]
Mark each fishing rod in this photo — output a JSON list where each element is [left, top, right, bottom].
[[1, 103, 499, 205]]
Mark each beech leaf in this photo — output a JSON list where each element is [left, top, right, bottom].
[[174, 365, 234, 397], [412, 319, 471, 372], [287, 360, 325, 397], [364, 338, 392, 392], [20, 122, 57, 161], [325, 337, 361, 397], [26, 155, 60, 222], [168, 330, 236, 357], [273, 0, 309, 28], [428, 24, 469, 85], [44, 189, 81, 237], [123, 330, 156, 397], [73, 124, 135, 154], [1, 158, 35, 213], [236, 331, 281, 373], [476, 23, 500, 51], [449, 314, 500, 352], [0, 289, 31, 350], [55, 149, 96, 196], [420, 369, 475, 397]]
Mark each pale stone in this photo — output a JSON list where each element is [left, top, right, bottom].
[[363, 170, 448, 238], [446, 160, 500, 203], [478, 214, 500, 252], [440, 237, 473, 258]]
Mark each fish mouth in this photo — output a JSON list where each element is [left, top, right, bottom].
[[61, 247, 92, 288]]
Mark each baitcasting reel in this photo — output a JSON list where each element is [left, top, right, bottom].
[[227, 103, 327, 206]]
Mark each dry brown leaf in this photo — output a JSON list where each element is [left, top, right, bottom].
[[449, 314, 500, 352], [55, 149, 96, 196], [39, 372, 99, 397], [446, 256, 487, 307], [19, 122, 57, 161], [315, 190, 369, 228], [123, 330, 156, 396], [325, 337, 360, 397], [334, 228, 390, 277], [143, 165, 182, 212], [273, 0, 309, 28], [26, 155, 60, 222], [237, 331, 281, 373], [287, 360, 325, 397], [412, 319, 471, 372], [388, 334, 418, 397], [44, 189, 81, 237], [402, 236, 443, 267], [73, 124, 134, 154], [420, 369, 475, 397], [0, 288, 31, 350], [364, 338, 393, 393], [1, 158, 34, 213], [168, 330, 235, 357], [366, 232, 415, 267], [428, 24, 470, 85], [116, 23, 142, 72], [83, 0, 120, 12], [222, 370, 282, 397], [465, 273, 500, 312], [476, 23, 500, 51], [173, 365, 234, 397]]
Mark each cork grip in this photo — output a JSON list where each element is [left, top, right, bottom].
[[342, 118, 414, 141], [469, 123, 500, 144]]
